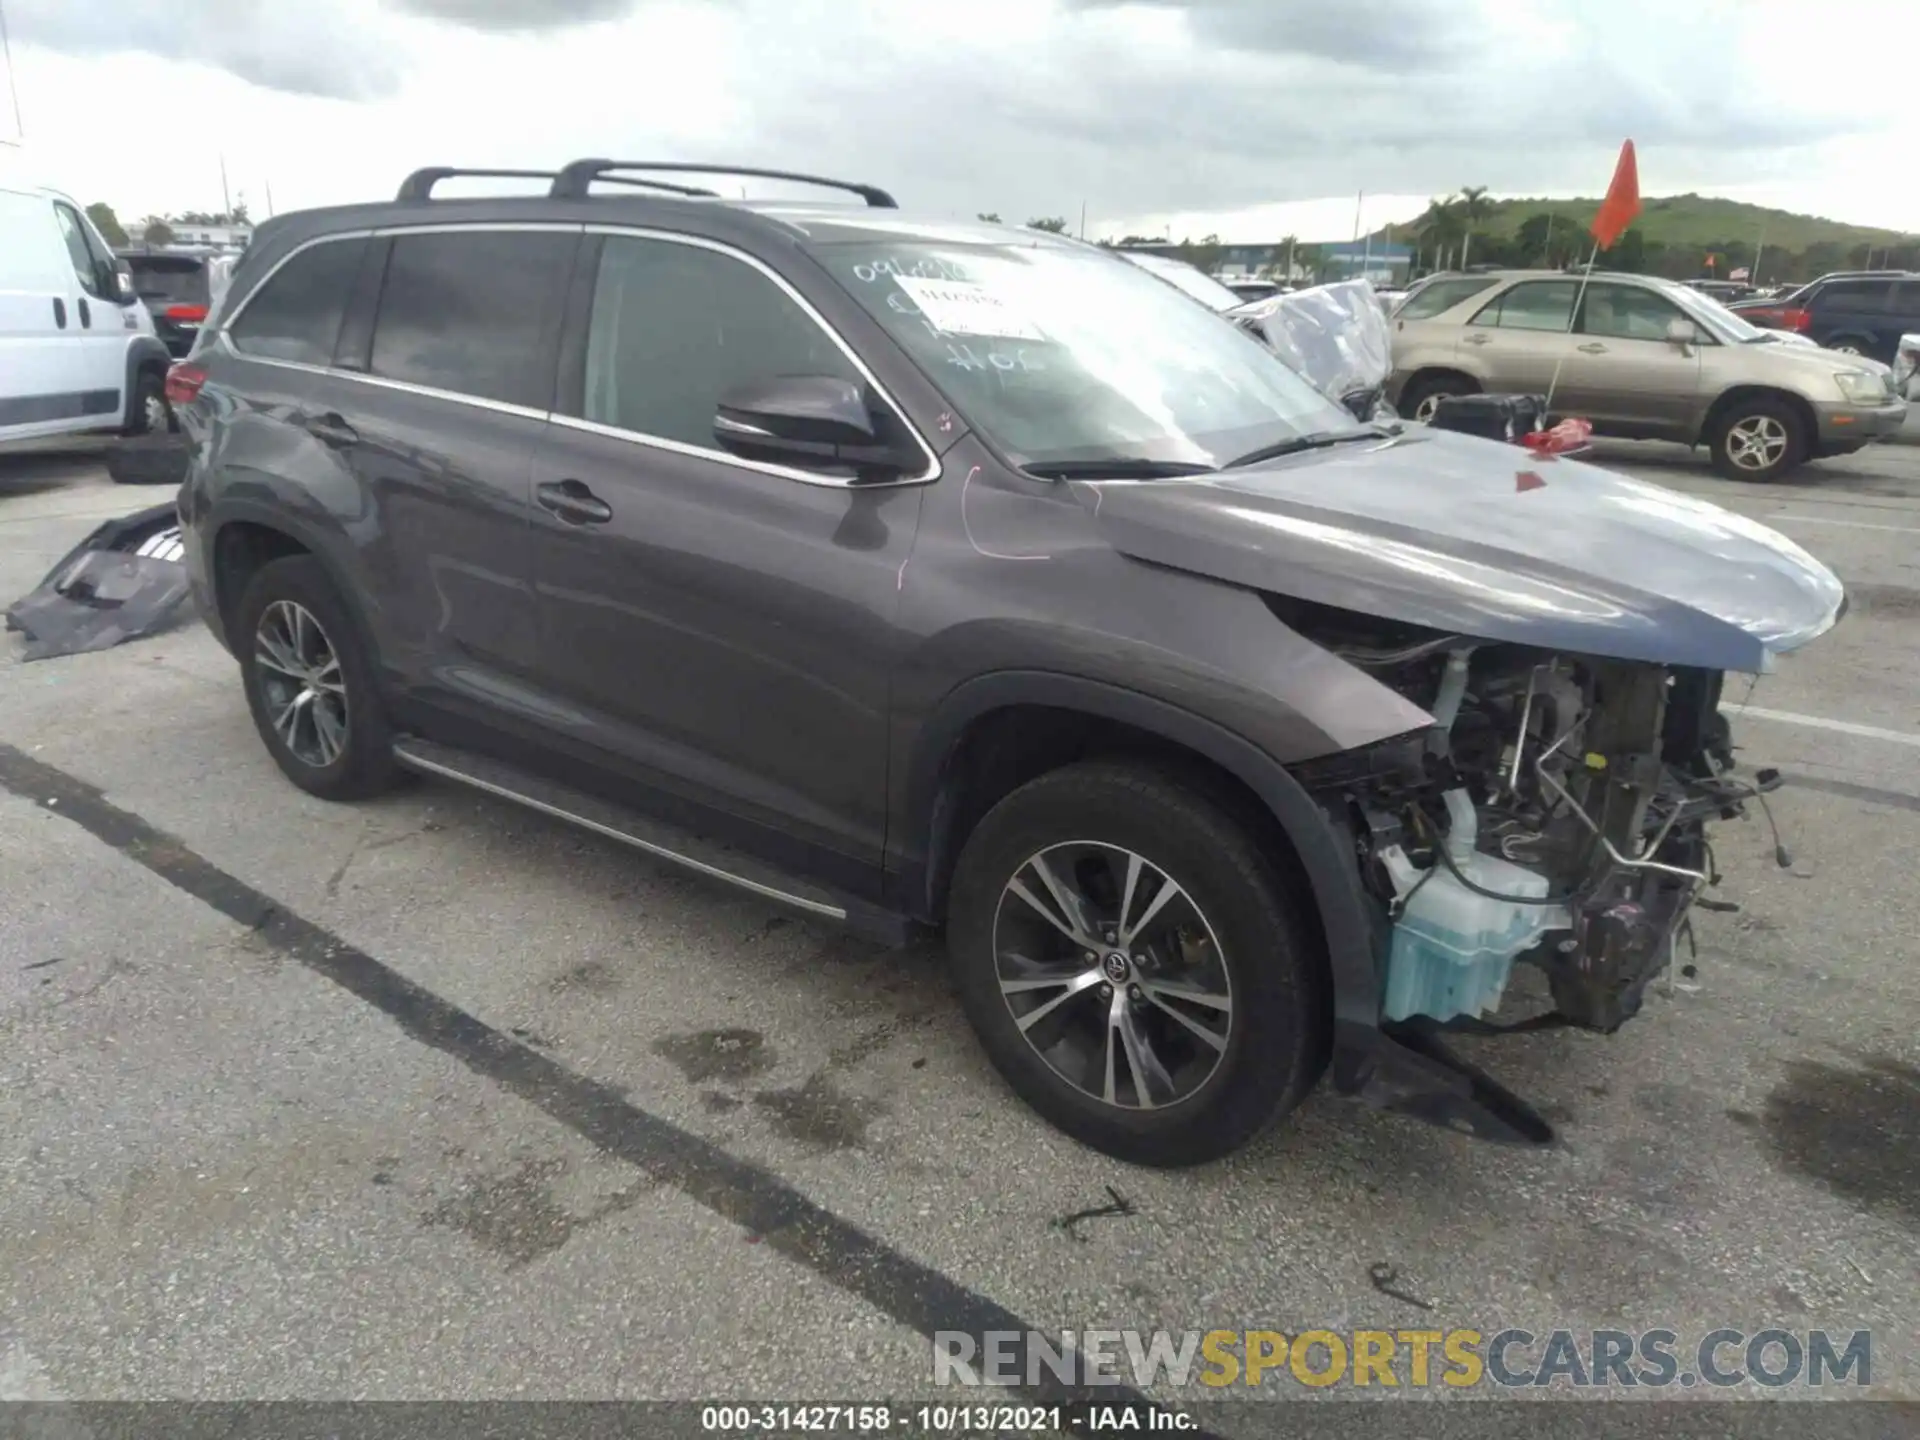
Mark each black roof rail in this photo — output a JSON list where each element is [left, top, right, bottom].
[[550, 160, 897, 208], [396, 166, 718, 202]]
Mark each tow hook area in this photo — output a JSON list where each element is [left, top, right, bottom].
[[1332, 1019, 1557, 1145]]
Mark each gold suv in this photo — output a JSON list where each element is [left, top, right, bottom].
[[1390, 269, 1908, 480]]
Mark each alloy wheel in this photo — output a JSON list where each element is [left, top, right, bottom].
[[991, 841, 1233, 1111], [143, 392, 170, 433], [1725, 414, 1790, 472], [253, 599, 349, 768], [1413, 392, 1452, 423]]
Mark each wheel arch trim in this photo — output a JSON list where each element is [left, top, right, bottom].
[[899, 670, 1381, 1032]]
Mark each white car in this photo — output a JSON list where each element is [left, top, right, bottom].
[[1, 174, 174, 449]]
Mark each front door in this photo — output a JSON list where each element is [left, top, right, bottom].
[[49, 199, 131, 425], [525, 231, 930, 889], [1554, 281, 1704, 437]]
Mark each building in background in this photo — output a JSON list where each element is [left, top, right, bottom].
[[1115, 236, 1413, 286], [1316, 240, 1413, 285], [168, 221, 252, 250]]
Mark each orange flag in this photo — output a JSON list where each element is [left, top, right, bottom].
[[1589, 140, 1641, 251]]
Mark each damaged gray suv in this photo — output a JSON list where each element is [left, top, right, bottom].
[[172, 162, 1845, 1166]]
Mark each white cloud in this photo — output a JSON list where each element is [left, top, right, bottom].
[[2, 0, 1915, 239]]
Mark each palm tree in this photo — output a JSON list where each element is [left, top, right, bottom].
[[1455, 185, 1493, 269], [1413, 198, 1464, 272]]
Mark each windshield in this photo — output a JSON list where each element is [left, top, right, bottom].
[[1658, 279, 1768, 342], [1116, 251, 1243, 313], [819, 240, 1354, 470]]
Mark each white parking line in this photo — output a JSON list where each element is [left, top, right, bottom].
[[1724, 704, 1920, 748], [1766, 514, 1920, 535]]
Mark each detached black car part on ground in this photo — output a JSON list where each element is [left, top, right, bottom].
[[167, 162, 1846, 1165], [5, 503, 190, 661]]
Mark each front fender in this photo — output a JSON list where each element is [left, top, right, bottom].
[[898, 669, 1384, 1040]]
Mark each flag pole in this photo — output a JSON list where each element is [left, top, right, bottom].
[[1544, 242, 1601, 415]]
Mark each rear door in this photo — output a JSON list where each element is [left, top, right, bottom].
[[128, 253, 212, 356], [328, 224, 580, 720], [1555, 281, 1703, 437], [1809, 279, 1893, 361], [1457, 279, 1583, 408]]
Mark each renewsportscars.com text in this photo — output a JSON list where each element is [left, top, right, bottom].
[[933, 1327, 1872, 1390]]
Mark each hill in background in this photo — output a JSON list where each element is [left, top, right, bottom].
[[1479, 192, 1911, 254]]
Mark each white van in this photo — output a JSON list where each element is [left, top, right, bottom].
[[1, 177, 175, 448]]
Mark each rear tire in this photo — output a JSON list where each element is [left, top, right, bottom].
[[235, 555, 403, 801], [1400, 372, 1478, 424], [120, 367, 172, 438], [946, 760, 1329, 1167], [1707, 396, 1806, 482]]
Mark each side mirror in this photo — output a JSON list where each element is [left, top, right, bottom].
[[112, 268, 136, 304], [1666, 318, 1699, 347], [713, 375, 916, 480]]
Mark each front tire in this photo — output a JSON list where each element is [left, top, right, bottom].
[[946, 761, 1329, 1167], [1708, 396, 1806, 482], [235, 555, 402, 801]]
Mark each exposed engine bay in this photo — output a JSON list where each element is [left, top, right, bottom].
[[1288, 601, 1786, 1034]]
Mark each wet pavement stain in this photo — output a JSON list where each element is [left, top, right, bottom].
[[421, 1158, 649, 1269], [1761, 1054, 1920, 1228], [753, 1074, 885, 1152], [652, 1028, 774, 1084], [548, 959, 622, 996]]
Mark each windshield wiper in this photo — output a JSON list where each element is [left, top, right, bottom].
[[1021, 458, 1219, 480], [1221, 429, 1387, 469]]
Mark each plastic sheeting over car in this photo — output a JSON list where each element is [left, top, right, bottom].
[[1897, 332, 1920, 400], [1231, 280, 1395, 421], [4, 503, 192, 662]]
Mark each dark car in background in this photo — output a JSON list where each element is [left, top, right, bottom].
[[120, 250, 215, 358], [1728, 270, 1920, 364], [171, 160, 1842, 1166]]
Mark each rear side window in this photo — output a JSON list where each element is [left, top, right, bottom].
[[1816, 280, 1891, 312], [578, 235, 860, 448], [1395, 277, 1497, 321], [228, 238, 368, 365], [368, 230, 576, 409], [1470, 280, 1577, 332]]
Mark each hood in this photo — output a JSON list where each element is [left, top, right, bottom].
[[1079, 428, 1845, 674]]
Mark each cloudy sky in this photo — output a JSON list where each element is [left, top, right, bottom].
[[1, 0, 1914, 242]]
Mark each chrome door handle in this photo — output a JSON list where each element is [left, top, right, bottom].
[[1463, 333, 1491, 346], [1577, 342, 1606, 354], [536, 478, 612, 525]]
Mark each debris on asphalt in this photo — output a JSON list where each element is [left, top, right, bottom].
[[4, 502, 192, 662], [1054, 1184, 1136, 1242], [1367, 1262, 1435, 1310]]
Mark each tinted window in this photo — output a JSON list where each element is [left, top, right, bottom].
[[369, 230, 576, 408], [1816, 280, 1891, 311], [127, 256, 210, 306], [1894, 280, 1920, 316], [1470, 281, 1578, 331], [229, 238, 368, 365], [1397, 276, 1498, 320], [581, 235, 859, 447], [1579, 282, 1684, 341]]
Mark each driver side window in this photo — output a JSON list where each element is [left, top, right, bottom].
[[53, 201, 116, 301], [1579, 283, 1683, 341], [581, 236, 861, 450]]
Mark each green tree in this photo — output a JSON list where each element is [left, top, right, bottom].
[[1613, 227, 1646, 273], [976, 212, 1002, 224], [1455, 185, 1494, 268], [1412, 197, 1465, 272], [1266, 234, 1299, 280], [86, 203, 129, 248], [1026, 217, 1069, 233], [1513, 211, 1559, 266], [141, 217, 175, 247]]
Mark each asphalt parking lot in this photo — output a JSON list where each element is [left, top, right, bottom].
[[2, 436, 1916, 1430]]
